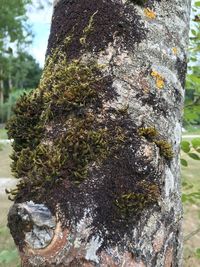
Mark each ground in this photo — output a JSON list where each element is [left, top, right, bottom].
[[0, 130, 200, 267]]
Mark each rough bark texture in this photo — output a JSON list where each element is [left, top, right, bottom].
[[7, 0, 191, 266]]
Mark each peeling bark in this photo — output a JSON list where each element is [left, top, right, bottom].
[[7, 0, 191, 266]]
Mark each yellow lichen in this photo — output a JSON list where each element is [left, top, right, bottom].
[[144, 8, 156, 19], [172, 47, 178, 55], [151, 70, 165, 89]]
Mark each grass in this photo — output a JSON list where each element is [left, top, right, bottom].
[[0, 128, 8, 140], [0, 129, 200, 266], [0, 196, 19, 267], [0, 144, 12, 178], [183, 125, 200, 135]]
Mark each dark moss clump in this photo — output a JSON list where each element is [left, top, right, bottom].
[[47, 0, 146, 60], [115, 182, 160, 218], [138, 127, 173, 160], [129, 0, 147, 5], [6, 91, 44, 152], [6, 39, 126, 200], [154, 140, 174, 159], [138, 126, 158, 139]]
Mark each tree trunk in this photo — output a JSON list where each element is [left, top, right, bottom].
[[7, 0, 191, 266]]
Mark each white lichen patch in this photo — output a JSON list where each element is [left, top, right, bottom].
[[165, 167, 175, 197], [85, 236, 103, 263]]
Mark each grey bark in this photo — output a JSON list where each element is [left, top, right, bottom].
[[8, 0, 191, 266]]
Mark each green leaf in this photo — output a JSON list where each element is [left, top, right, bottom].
[[192, 29, 197, 36], [182, 193, 188, 203], [195, 1, 200, 7], [191, 138, 200, 150], [181, 141, 190, 153], [196, 248, 200, 258], [188, 153, 200, 160], [180, 158, 188, 167]]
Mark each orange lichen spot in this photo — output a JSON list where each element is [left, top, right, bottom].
[[172, 47, 178, 55], [144, 8, 156, 19], [151, 70, 165, 89]]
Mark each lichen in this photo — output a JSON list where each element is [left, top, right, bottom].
[[151, 70, 165, 89], [144, 8, 156, 20], [172, 47, 178, 55]]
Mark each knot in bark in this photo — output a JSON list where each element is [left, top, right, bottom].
[[8, 201, 56, 250]]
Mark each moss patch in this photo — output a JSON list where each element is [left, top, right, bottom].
[[139, 127, 173, 160], [6, 40, 125, 201], [115, 182, 160, 218]]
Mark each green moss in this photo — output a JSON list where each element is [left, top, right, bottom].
[[80, 11, 98, 45], [6, 37, 127, 200], [6, 91, 44, 151], [138, 127, 174, 160], [115, 182, 160, 218], [154, 140, 174, 160], [138, 127, 158, 139]]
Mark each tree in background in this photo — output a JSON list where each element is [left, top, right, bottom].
[[184, 1, 200, 126], [4, 52, 42, 91], [0, 0, 45, 123], [0, 52, 42, 123], [0, 0, 32, 104]]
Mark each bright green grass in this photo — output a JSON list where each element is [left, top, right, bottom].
[[0, 128, 8, 140]]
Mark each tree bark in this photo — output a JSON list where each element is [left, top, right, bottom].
[[7, 0, 191, 266]]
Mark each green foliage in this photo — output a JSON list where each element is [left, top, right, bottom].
[[192, 138, 200, 152], [7, 52, 42, 90], [0, 0, 32, 51], [181, 140, 190, 153], [181, 158, 188, 167], [181, 138, 200, 166], [184, 0, 200, 125], [182, 191, 200, 203], [196, 248, 200, 259]]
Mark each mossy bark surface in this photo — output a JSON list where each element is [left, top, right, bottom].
[[7, 0, 191, 266]]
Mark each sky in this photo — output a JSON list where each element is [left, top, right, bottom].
[[27, 3, 53, 67]]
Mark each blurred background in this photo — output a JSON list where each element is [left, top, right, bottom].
[[0, 0, 200, 266]]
